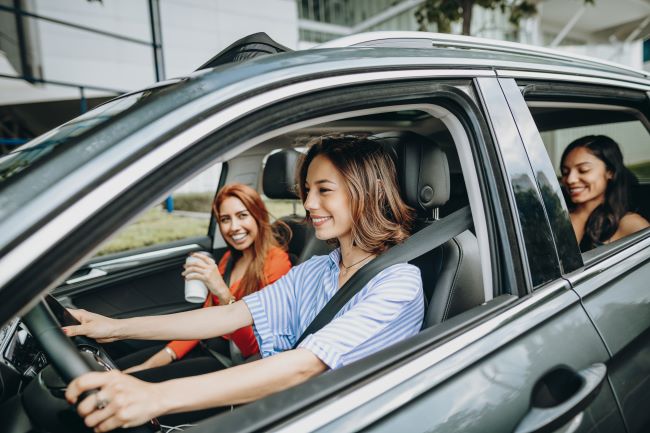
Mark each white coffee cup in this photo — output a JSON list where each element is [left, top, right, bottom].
[[184, 253, 211, 303]]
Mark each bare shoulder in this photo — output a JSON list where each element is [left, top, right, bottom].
[[618, 212, 650, 236]]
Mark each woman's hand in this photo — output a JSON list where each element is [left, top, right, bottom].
[[66, 370, 165, 432], [123, 348, 175, 374], [63, 309, 122, 343], [182, 253, 233, 304]]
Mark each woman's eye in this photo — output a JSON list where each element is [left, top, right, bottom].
[[319, 188, 331, 193]]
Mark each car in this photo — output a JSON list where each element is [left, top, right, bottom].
[[0, 31, 649, 433]]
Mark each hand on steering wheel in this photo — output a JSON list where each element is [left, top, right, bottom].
[[21, 297, 157, 432], [63, 308, 121, 343], [66, 370, 164, 432]]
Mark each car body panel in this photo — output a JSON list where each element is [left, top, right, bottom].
[[568, 238, 650, 433], [272, 286, 623, 433]]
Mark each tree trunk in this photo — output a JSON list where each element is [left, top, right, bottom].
[[461, 0, 474, 35]]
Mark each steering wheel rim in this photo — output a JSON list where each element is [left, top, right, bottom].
[[22, 297, 96, 383], [21, 297, 158, 432]]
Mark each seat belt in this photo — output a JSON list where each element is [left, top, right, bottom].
[[292, 205, 472, 349]]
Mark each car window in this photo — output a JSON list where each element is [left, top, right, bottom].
[[95, 163, 221, 256], [527, 102, 650, 253]]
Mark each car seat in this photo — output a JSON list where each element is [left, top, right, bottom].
[[369, 131, 485, 327], [262, 149, 331, 264]]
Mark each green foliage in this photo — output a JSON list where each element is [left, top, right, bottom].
[[96, 208, 209, 256], [415, 0, 592, 35], [171, 192, 214, 212]]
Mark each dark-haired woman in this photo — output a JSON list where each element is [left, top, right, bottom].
[[560, 135, 649, 251], [119, 183, 292, 375], [63, 135, 424, 431]]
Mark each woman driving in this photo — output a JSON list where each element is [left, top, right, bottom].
[[560, 135, 649, 251], [63, 135, 425, 432]]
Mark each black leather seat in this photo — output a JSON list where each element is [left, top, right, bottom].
[[370, 131, 484, 328], [262, 149, 331, 264]]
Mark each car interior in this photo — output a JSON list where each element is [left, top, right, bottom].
[[0, 106, 496, 432]]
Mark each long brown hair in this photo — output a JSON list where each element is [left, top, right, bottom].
[[213, 183, 290, 296], [561, 135, 630, 251], [297, 135, 414, 254]]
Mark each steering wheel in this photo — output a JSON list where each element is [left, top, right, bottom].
[[21, 296, 158, 433]]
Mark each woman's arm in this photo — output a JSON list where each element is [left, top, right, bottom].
[[66, 348, 327, 432], [63, 301, 252, 342]]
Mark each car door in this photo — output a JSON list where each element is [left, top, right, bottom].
[[506, 77, 650, 432], [501, 76, 650, 433]]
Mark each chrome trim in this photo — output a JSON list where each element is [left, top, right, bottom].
[[316, 31, 650, 79], [0, 69, 495, 289], [64, 268, 108, 285], [496, 69, 650, 91], [272, 281, 572, 433], [90, 244, 201, 270], [567, 236, 650, 288]]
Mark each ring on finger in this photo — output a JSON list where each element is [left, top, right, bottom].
[[95, 393, 111, 410]]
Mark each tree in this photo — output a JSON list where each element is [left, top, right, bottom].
[[415, 0, 594, 36]]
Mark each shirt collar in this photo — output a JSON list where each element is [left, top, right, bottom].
[[328, 248, 341, 268]]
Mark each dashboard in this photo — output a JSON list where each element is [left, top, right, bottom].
[[0, 317, 48, 404]]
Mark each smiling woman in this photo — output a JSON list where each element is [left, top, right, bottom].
[[114, 183, 292, 392], [560, 135, 650, 251]]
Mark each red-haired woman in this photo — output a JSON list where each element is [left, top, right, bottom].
[[119, 183, 292, 374]]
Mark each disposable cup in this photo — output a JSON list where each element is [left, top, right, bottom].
[[184, 253, 211, 303]]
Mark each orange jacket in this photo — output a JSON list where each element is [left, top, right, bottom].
[[167, 247, 291, 359]]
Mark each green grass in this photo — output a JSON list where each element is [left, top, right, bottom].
[[95, 199, 303, 257], [171, 192, 213, 212], [96, 208, 209, 256], [629, 161, 650, 181]]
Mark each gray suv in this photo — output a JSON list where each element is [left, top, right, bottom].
[[0, 31, 648, 433]]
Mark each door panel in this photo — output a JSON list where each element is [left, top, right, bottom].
[[52, 237, 223, 318], [320, 287, 624, 433], [569, 238, 650, 433]]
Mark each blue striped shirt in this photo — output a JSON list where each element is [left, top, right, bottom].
[[243, 248, 424, 369]]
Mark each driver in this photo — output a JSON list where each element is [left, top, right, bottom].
[[63, 135, 425, 432]]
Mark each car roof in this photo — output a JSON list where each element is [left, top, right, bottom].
[[316, 31, 649, 81]]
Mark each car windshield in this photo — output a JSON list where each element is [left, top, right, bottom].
[[0, 92, 144, 184]]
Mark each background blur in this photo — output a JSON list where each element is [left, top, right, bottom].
[[2, 0, 649, 254]]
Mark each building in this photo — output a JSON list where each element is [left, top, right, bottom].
[[1, 0, 648, 153]]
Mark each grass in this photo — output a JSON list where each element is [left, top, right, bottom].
[[95, 197, 303, 257], [96, 208, 209, 256]]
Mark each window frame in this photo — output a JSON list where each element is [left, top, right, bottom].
[[513, 79, 650, 269]]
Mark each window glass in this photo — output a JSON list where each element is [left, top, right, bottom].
[[95, 163, 221, 256], [529, 104, 650, 252]]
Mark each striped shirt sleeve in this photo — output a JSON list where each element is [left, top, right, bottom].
[[242, 265, 300, 356], [298, 264, 423, 369]]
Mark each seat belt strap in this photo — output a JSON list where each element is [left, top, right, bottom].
[[292, 205, 472, 349]]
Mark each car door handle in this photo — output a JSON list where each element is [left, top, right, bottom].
[[65, 268, 108, 284], [514, 363, 607, 433]]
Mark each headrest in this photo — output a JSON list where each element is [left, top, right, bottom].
[[369, 131, 449, 214], [262, 149, 301, 199]]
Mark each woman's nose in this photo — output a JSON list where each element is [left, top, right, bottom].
[[230, 219, 240, 230], [565, 170, 578, 184], [303, 190, 318, 211]]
